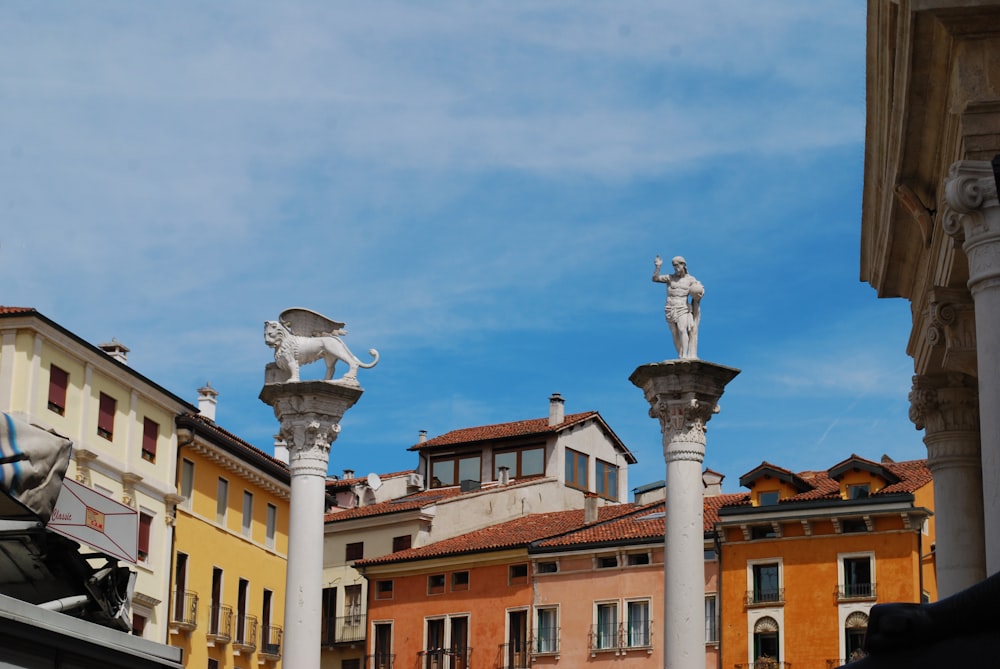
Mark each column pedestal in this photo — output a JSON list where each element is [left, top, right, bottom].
[[260, 379, 363, 669], [630, 360, 740, 669]]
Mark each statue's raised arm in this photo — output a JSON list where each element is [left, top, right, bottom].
[[651, 255, 704, 359]]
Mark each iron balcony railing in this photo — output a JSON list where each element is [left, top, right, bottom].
[[207, 603, 233, 644], [588, 622, 654, 651], [321, 613, 368, 645], [837, 582, 877, 600], [827, 650, 869, 667], [498, 642, 529, 668], [418, 647, 472, 669], [745, 588, 785, 606], [169, 590, 198, 631], [533, 626, 560, 654], [234, 614, 258, 653], [260, 624, 283, 659], [735, 661, 792, 669], [366, 652, 395, 669]]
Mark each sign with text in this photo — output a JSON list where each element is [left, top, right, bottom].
[[48, 477, 138, 564]]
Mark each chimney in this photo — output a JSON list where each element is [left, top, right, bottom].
[[498, 465, 510, 485], [273, 435, 289, 464], [343, 469, 355, 480], [702, 469, 725, 498], [418, 430, 428, 443], [98, 338, 129, 364], [197, 382, 219, 421], [548, 393, 565, 426], [584, 492, 599, 524]]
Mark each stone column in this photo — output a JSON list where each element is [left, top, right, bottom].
[[944, 159, 1000, 574], [909, 373, 986, 596], [260, 379, 363, 669], [630, 360, 740, 669]]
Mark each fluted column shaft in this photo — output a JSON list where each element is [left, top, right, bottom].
[[910, 374, 986, 595], [631, 360, 739, 669], [944, 160, 1000, 574]]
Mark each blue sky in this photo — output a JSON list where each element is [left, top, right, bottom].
[[0, 2, 921, 493]]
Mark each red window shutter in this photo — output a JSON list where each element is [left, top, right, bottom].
[[48, 366, 68, 414], [142, 418, 158, 460], [97, 393, 116, 438], [138, 513, 152, 559]]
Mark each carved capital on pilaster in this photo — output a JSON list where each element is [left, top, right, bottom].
[[924, 287, 978, 376], [908, 374, 979, 434], [944, 160, 999, 220]]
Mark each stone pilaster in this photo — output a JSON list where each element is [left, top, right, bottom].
[[630, 360, 740, 669], [260, 379, 363, 669], [943, 159, 1000, 575], [909, 373, 986, 595]]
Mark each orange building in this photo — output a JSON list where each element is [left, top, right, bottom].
[[715, 455, 935, 669]]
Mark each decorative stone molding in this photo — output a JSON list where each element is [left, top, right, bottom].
[[121, 472, 143, 508], [908, 374, 979, 434], [164, 493, 184, 526], [73, 449, 98, 484], [924, 287, 977, 376]]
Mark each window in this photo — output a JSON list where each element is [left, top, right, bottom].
[[265, 503, 277, 548], [842, 518, 869, 533], [392, 534, 411, 552], [753, 616, 780, 664], [596, 555, 618, 569], [430, 454, 481, 488], [216, 478, 229, 525], [509, 563, 528, 585], [451, 571, 470, 591], [751, 524, 778, 540], [596, 459, 618, 499], [375, 580, 393, 600], [208, 660, 219, 669], [236, 578, 249, 644], [141, 418, 158, 462], [841, 554, 875, 599], [97, 392, 116, 440], [626, 553, 650, 566], [427, 574, 445, 595], [626, 600, 651, 648], [845, 611, 869, 661], [494, 445, 545, 479], [425, 618, 446, 666], [48, 365, 68, 415], [132, 613, 147, 637], [758, 490, 780, 506], [848, 483, 870, 499], [594, 602, 618, 649], [345, 584, 362, 621], [242, 491, 253, 537], [705, 595, 718, 643], [321, 588, 337, 644], [138, 512, 152, 562], [210, 567, 225, 636], [374, 622, 393, 669], [536, 607, 558, 653], [261, 589, 274, 648], [346, 541, 364, 561], [565, 449, 588, 489], [180, 459, 194, 509], [537, 560, 558, 574], [750, 562, 781, 605]]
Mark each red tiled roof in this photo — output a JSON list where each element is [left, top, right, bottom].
[[0, 306, 36, 315], [411, 412, 597, 449], [324, 486, 470, 522], [326, 470, 414, 491]]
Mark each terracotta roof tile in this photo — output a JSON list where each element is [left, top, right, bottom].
[[326, 470, 414, 491], [410, 412, 598, 449], [324, 486, 469, 522], [0, 306, 36, 315]]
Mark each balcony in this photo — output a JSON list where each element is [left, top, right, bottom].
[[745, 589, 785, 607], [588, 622, 654, 655], [233, 614, 258, 655], [260, 624, 283, 661], [321, 614, 368, 645], [735, 662, 791, 669], [533, 627, 560, 655], [418, 647, 472, 669], [498, 642, 529, 668], [206, 603, 233, 646], [837, 582, 877, 601], [365, 652, 395, 669], [168, 590, 198, 633]]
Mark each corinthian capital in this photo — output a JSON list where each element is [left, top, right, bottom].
[[909, 374, 979, 434], [943, 160, 1000, 239]]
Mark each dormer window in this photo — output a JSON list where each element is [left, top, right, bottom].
[[430, 454, 481, 488], [758, 490, 780, 506], [847, 484, 870, 500]]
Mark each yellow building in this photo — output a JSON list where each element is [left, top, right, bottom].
[[171, 408, 289, 669], [0, 306, 194, 641]]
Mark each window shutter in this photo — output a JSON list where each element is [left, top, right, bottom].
[[138, 513, 152, 559], [48, 366, 68, 413], [142, 418, 158, 460], [97, 393, 116, 438]]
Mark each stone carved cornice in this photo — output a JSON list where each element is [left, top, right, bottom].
[[924, 287, 977, 377], [909, 374, 979, 434]]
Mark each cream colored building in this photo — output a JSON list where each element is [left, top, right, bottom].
[[0, 306, 194, 641], [862, 0, 1000, 595]]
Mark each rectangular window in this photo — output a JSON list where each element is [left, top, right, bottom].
[[321, 587, 337, 645], [626, 553, 650, 566], [565, 448, 588, 489], [596, 555, 618, 569], [97, 392, 116, 440], [509, 563, 528, 585], [536, 607, 558, 653], [430, 454, 481, 488], [236, 578, 249, 644], [266, 503, 277, 548], [345, 584, 362, 620], [626, 600, 651, 648], [48, 365, 68, 415], [180, 459, 194, 509], [374, 622, 393, 669], [375, 580, 393, 600], [537, 560, 558, 573], [751, 562, 781, 604], [758, 490, 780, 506], [216, 478, 229, 525], [451, 571, 470, 591], [705, 595, 718, 643], [595, 602, 619, 650], [392, 534, 412, 552], [346, 541, 364, 561], [595, 459, 618, 500], [208, 660, 219, 669], [848, 483, 870, 499], [241, 491, 253, 537], [138, 512, 153, 562], [427, 574, 445, 595], [132, 613, 147, 637], [494, 445, 545, 479], [842, 555, 875, 599], [141, 417, 158, 462]]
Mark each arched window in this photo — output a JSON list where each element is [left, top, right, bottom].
[[753, 616, 779, 665], [845, 611, 869, 660]]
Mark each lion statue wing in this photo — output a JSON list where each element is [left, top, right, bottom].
[[279, 307, 346, 337]]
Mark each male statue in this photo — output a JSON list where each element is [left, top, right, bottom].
[[652, 255, 704, 359]]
